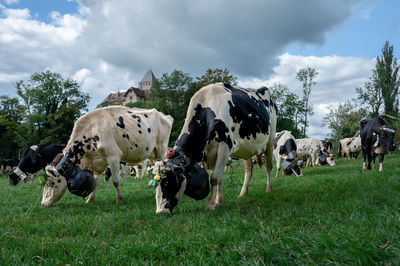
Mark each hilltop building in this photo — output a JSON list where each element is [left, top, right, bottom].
[[101, 70, 155, 106]]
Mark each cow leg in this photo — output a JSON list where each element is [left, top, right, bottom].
[[265, 145, 273, 193], [239, 159, 253, 197], [140, 160, 148, 178], [274, 156, 281, 178], [206, 145, 229, 210], [86, 174, 100, 203], [362, 149, 367, 170], [372, 153, 377, 169], [310, 153, 316, 167], [133, 166, 140, 178], [109, 159, 123, 201], [367, 150, 373, 170], [378, 154, 384, 172]]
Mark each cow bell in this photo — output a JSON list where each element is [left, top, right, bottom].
[[66, 166, 96, 198], [184, 164, 210, 200]]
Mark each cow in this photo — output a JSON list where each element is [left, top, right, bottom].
[[40, 106, 173, 206], [296, 138, 335, 167], [273, 131, 302, 177], [8, 144, 66, 185], [323, 141, 333, 154], [0, 158, 19, 177], [360, 115, 396, 171], [131, 159, 152, 179], [338, 137, 353, 158], [153, 83, 277, 214], [347, 136, 362, 159]]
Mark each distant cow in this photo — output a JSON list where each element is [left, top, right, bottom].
[[0, 159, 19, 176], [296, 138, 335, 167], [323, 141, 333, 154], [9, 144, 65, 185], [360, 116, 396, 171], [347, 136, 362, 159], [338, 137, 354, 158], [154, 83, 277, 214], [41, 106, 173, 206], [273, 131, 302, 177]]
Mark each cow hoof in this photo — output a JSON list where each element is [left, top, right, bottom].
[[156, 209, 171, 214], [266, 185, 272, 192], [86, 196, 95, 203], [205, 204, 216, 211], [238, 192, 247, 198]]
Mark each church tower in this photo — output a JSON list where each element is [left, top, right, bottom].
[[138, 70, 156, 92]]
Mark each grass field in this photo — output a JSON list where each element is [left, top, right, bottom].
[[1, 155, 400, 265]]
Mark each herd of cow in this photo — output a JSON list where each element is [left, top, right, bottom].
[[0, 83, 397, 214]]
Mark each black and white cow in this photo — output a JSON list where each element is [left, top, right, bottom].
[[154, 83, 277, 214], [39, 106, 173, 206], [272, 131, 302, 177], [296, 138, 335, 167], [9, 144, 66, 185], [323, 141, 333, 155], [360, 115, 396, 171], [0, 158, 19, 177]]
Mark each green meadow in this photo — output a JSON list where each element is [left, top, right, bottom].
[[1, 155, 399, 265]]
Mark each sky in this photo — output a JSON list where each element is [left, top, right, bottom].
[[0, 0, 399, 139]]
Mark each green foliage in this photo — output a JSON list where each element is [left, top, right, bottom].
[[15, 70, 90, 145], [374, 41, 399, 116], [0, 71, 90, 158], [1, 155, 400, 264], [296, 67, 318, 137], [322, 101, 363, 142], [356, 41, 399, 117], [196, 68, 238, 88], [270, 83, 302, 138], [0, 96, 25, 158]]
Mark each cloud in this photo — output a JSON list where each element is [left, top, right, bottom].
[[0, 0, 372, 139], [240, 53, 375, 138]]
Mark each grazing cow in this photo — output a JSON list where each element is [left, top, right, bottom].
[[338, 137, 353, 158], [9, 144, 66, 185], [154, 83, 277, 214], [360, 116, 396, 171], [273, 131, 302, 177], [131, 159, 152, 179], [296, 138, 335, 167], [0, 159, 19, 176], [323, 141, 333, 154], [41, 106, 173, 206], [347, 136, 362, 159]]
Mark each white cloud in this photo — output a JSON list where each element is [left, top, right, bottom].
[[239, 53, 375, 138], [3, 0, 19, 5], [0, 0, 374, 140]]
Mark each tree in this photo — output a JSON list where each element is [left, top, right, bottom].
[[374, 41, 399, 116], [196, 68, 238, 88], [135, 70, 198, 145], [322, 101, 363, 143], [0, 96, 25, 158], [269, 83, 302, 138], [15, 70, 90, 145], [356, 80, 383, 117], [296, 67, 318, 137]]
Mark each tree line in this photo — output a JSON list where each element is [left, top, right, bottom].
[[1, 41, 398, 159]]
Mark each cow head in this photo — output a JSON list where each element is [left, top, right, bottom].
[[155, 152, 210, 214], [374, 127, 396, 153], [42, 166, 68, 206], [318, 152, 336, 166], [9, 145, 43, 185], [41, 155, 96, 206], [155, 162, 187, 214]]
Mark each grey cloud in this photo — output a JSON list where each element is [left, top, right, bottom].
[[77, 0, 364, 77]]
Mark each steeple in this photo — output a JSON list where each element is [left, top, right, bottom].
[[139, 70, 155, 91]]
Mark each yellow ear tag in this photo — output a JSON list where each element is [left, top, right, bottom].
[[154, 174, 161, 182], [372, 132, 376, 136]]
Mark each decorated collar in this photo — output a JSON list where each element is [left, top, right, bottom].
[[13, 167, 28, 181]]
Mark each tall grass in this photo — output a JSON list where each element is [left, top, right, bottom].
[[1, 155, 399, 264]]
